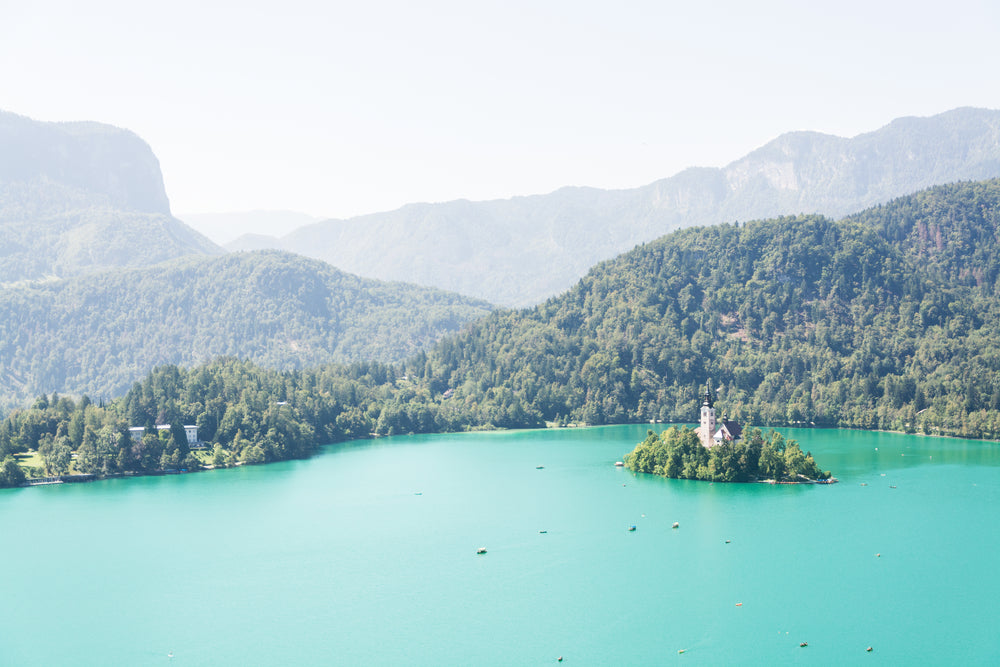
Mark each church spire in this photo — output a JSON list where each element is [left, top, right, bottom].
[[702, 381, 714, 408]]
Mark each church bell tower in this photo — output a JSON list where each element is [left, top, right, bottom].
[[699, 381, 716, 447]]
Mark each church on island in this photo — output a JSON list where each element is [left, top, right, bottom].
[[697, 382, 742, 448]]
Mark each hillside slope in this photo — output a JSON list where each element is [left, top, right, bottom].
[[401, 179, 1000, 439], [238, 107, 1000, 306], [0, 250, 492, 409]]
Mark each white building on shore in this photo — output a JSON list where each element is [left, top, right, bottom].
[[128, 424, 199, 446]]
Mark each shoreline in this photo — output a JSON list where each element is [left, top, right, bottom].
[[9, 416, 990, 491]]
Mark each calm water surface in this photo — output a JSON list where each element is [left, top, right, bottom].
[[2, 426, 999, 665]]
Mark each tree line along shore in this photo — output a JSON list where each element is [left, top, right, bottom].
[[8, 181, 1000, 487]]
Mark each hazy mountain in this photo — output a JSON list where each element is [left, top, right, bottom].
[[0, 110, 220, 283], [227, 232, 287, 252], [179, 210, 321, 245], [0, 250, 493, 410], [236, 107, 1000, 307]]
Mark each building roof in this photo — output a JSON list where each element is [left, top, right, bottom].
[[714, 420, 743, 441]]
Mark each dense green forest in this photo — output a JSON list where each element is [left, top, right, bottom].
[[408, 179, 1000, 439], [0, 358, 474, 485], [0, 250, 492, 411], [624, 426, 828, 483], [5, 179, 1000, 486]]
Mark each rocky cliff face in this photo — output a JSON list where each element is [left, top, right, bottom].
[[0, 111, 171, 215], [716, 108, 1000, 220], [0, 111, 219, 283]]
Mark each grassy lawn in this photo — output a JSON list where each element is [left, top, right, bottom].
[[15, 451, 45, 477], [12, 446, 219, 478], [192, 449, 215, 466]]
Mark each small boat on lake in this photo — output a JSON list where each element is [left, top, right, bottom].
[[476, 547, 487, 554], [628, 525, 636, 531], [615, 461, 624, 467]]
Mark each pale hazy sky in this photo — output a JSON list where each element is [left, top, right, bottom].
[[2, 0, 999, 219]]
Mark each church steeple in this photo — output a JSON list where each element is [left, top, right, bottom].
[[699, 381, 716, 447], [702, 381, 714, 408]]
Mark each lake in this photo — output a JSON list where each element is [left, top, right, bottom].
[[2, 425, 999, 665]]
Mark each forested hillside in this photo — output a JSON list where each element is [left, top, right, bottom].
[[0, 251, 492, 411], [6, 180, 1000, 486], [407, 179, 1000, 439]]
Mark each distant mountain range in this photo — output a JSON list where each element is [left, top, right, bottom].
[[0, 250, 492, 410], [179, 210, 321, 245], [230, 107, 1000, 306], [0, 110, 220, 284]]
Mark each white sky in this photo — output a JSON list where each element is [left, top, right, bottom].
[[2, 0, 999, 219]]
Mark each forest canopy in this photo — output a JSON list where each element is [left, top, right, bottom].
[[0, 250, 492, 411], [407, 179, 1000, 440]]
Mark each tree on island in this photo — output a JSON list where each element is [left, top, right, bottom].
[[624, 426, 830, 483]]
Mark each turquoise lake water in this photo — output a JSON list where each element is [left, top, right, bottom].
[[2, 425, 999, 665]]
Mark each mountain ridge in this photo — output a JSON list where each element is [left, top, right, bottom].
[[180, 210, 321, 245], [234, 107, 1000, 306]]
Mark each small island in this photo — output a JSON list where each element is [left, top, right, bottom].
[[624, 384, 832, 483]]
